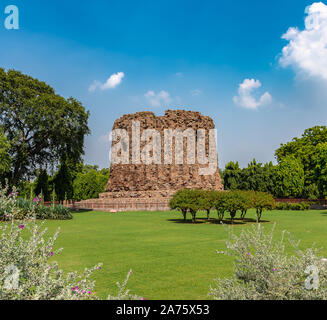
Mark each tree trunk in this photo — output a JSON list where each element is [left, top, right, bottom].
[[217, 209, 224, 222], [207, 209, 210, 220], [191, 211, 196, 223]]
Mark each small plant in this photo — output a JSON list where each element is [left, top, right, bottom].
[[209, 224, 327, 300]]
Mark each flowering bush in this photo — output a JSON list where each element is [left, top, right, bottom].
[[209, 224, 327, 300], [0, 186, 72, 221], [0, 188, 141, 300]]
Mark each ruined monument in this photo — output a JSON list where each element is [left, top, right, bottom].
[[76, 110, 223, 211]]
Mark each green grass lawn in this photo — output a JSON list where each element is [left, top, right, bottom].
[[42, 209, 327, 300]]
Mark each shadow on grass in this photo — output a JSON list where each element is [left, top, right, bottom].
[[167, 217, 270, 225], [72, 209, 94, 213]]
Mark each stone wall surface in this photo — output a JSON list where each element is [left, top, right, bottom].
[[103, 109, 223, 197]]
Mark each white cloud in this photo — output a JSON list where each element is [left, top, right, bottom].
[[233, 79, 272, 110], [279, 2, 327, 80], [191, 89, 202, 96], [144, 90, 172, 107], [89, 72, 125, 92]]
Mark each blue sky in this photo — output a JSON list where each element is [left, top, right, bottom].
[[1, 0, 327, 168]]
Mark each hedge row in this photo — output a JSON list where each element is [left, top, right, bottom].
[[275, 202, 311, 211], [169, 189, 275, 224]]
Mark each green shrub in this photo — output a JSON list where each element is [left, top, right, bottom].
[[198, 190, 216, 219], [275, 202, 311, 211], [169, 189, 203, 223], [223, 191, 246, 223], [171, 189, 276, 224], [209, 224, 327, 300], [212, 191, 227, 221], [252, 191, 275, 222], [73, 169, 108, 201], [0, 186, 72, 221], [236, 190, 255, 220], [301, 202, 311, 210], [169, 189, 191, 221]]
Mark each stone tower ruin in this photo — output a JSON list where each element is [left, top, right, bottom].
[[75, 110, 223, 211]]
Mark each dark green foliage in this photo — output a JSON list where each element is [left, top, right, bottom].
[[237, 190, 255, 220], [222, 160, 277, 195], [171, 189, 275, 224], [275, 126, 327, 196], [223, 191, 247, 224], [251, 192, 275, 222], [274, 156, 304, 198], [34, 169, 50, 201], [0, 198, 72, 221], [0, 131, 11, 183], [169, 189, 190, 221], [73, 169, 109, 201], [222, 162, 242, 190], [275, 202, 311, 211], [212, 191, 228, 221], [0, 68, 90, 186], [239, 160, 273, 193], [198, 190, 216, 219], [302, 184, 319, 200], [169, 189, 202, 223], [313, 143, 327, 198], [53, 161, 74, 201]]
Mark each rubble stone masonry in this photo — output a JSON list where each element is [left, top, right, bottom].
[[75, 110, 223, 211]]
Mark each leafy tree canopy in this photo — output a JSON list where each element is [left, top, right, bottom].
[[275, 126, 327, 187], [73, 168, 109, 201], [274, 156, 304, 198], [222, 161, 242, 190], [313, 143, 327, 198], [0, 131, 11, 180], [0, 68, 90, 185]]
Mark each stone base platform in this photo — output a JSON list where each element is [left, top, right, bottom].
[[73, 196, 171, 212], [99, 190, 176, 199]]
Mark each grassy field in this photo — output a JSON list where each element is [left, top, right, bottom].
[[42, 209, 327, 300]]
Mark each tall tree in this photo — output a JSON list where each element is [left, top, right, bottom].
[[0, 131, 11, 181], [53, 161, 74, 201], [275, 126, 327, 189], [240, 159, 266, 191], [274, 156, 304, 198], [73, 167, 109, 201], [223, 161, 242, 190], [313, 143, 327, 198], [34, 169, 50, 201], [0, 69, 90, 186]]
